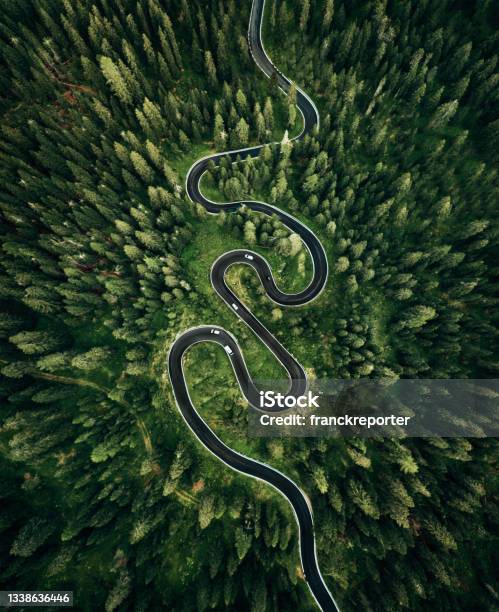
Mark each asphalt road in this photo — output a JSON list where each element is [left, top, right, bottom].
[[169, 1, 338, 610]]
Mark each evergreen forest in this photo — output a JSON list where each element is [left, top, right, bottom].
[[0, 0, 498, 610]]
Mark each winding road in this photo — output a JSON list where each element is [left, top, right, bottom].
[[168, 1, 339, 610]]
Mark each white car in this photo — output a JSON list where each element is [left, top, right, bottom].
[[231, 303, 238, 310], [210, 329, 220, 335], [244, 254, 254, 260], [224, 345, 234, 356]]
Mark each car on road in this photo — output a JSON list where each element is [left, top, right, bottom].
[[244, 254, 254, 260], [231, 303, 238, 310], [224, 345, 234, 356], [210, 329, 220, 335]]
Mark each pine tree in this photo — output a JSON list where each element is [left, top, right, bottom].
[[323, 0, 334, 32], [429, 100, 459, 129], [204, 51, 217, 86], [243, 220, 256, 244], [236, 89, 248, 115], [232, 118, 249, 148], [263, 97, 274, 134], [100, 56, 133, 105], [299, 0, 310, 31], [213, 113, 226, 149], [130, 151, 155, 183]]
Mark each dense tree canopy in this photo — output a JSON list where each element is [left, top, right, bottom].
[[0, 0, 497, 611]]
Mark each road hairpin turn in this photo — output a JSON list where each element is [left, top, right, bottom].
[[168, 1, 339, 610]]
